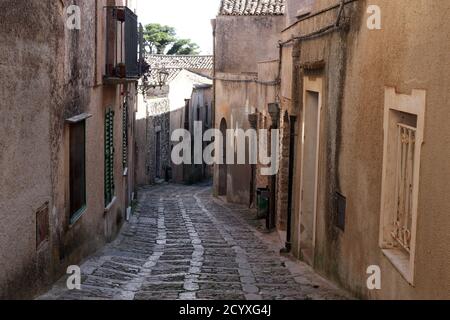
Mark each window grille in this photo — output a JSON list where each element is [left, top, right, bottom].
[[392, 123, 416, 253], [380, 87, 426, 284]]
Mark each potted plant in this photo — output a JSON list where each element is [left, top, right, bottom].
[[116, 9, 126, 22], [116, 63, 126, 78]]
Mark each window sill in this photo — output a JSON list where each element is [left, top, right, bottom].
[[382, 248, 414, 286], [66, 113, 92, 124], [103, 76, 139, 85], [104, 196, 117, 213], [70, 206, 87, 226]]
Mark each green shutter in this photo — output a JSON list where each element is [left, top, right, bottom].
[[122, 101, 129, 169], [105, 109, 115, 206]]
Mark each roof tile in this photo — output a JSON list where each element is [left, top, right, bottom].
[[145, 55, 213, 85], [219, 0, 285, 16], [146, 55, 213, 70]]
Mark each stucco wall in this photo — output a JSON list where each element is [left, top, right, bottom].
[[0, 0, 62, 299], [213, 13, 283, 205], [214, 64, 279, 205], [168, 70, 212, 112], [338, 0, 450, 300], [215, 16, 285, 74], [282, 0, 450, 299], [0, 0, 137, 298], [285, 0, 315, 26]]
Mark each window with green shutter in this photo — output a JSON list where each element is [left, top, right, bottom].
[[122, 100, 129, 170], [105, 108, 115, 207]]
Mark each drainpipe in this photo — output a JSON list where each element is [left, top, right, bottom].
[[248, 113, 258, 208], [267, 103, 280, 231], [283, 115, 297, 252], [211, 19, 217, 130]]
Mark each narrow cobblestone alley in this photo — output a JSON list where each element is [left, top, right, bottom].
[[40, 184, 349, 300]]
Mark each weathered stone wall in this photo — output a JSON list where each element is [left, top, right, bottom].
[[0, 0, 137, 298], [0, 0, 63, 299]]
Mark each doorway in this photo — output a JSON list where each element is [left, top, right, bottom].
[[299, 77, 322, 265], [219, 118, 228, 196]]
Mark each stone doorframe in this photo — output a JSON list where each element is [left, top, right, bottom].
[[297, 75, 323, 266]]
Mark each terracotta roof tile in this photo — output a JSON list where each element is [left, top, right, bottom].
[[146, 55, 213, 70], [219, 0, 285, 16], [144, 55, 213, 85]]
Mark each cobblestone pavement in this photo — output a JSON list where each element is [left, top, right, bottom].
[[40, 183, 350, 300]]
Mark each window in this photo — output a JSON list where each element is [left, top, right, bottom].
[[105, 108, 115, 207], [380, 87, 426, 284], [104, 6, 139, 79], [69, 120, 87, 222]]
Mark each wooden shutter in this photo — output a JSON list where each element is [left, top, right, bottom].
[[105, 109, 115, 206], [122, 100, 129, 169]]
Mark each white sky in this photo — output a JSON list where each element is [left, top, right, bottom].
[[136, 0, 222, 55]]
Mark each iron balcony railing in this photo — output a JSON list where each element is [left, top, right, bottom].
[[104, 6, 140, 81]]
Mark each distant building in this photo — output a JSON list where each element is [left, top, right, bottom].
[[136, 55, 213, 185], [212, 0, 286, 206], [171, 83, 214, 184]]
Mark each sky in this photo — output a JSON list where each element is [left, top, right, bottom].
[[136, 0, 222, 55]]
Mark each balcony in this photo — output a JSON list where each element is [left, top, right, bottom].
[[104, 6, 141, 84]]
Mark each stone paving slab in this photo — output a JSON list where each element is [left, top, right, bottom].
[[39, 183, 351, 300]]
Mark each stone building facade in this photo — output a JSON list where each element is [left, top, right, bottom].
[[173, 84, 214, 184], [212, 1, 286, 208], [136, 55, 213, 185], [214, 0, 450, 299], [0, 0, 139, 299]]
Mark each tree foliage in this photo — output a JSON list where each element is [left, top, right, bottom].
[[144, 23, 200, 55], [167, 39, 200, 55]]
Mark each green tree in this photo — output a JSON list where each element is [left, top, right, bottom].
[[144, 23, 176, 54], [167, 39, 200, 55], [143, 23, 200, 55]]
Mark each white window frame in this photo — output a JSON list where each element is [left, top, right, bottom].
[[380, 87, 426, 285]]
